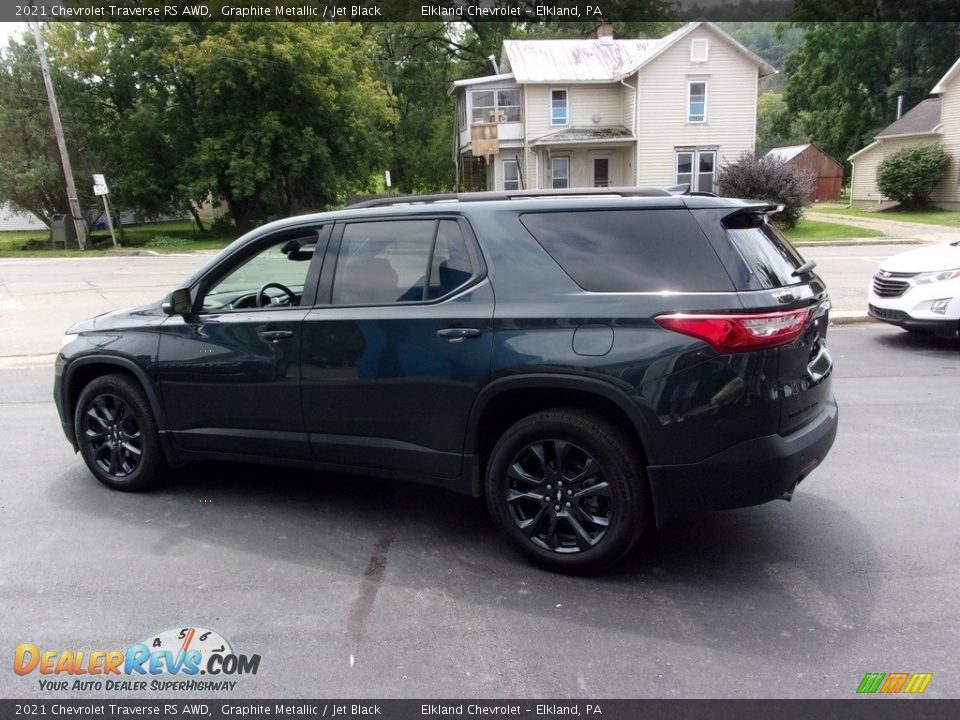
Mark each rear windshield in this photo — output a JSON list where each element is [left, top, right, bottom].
[[721, 213, 805, 290], [519, 209, 734, 293]]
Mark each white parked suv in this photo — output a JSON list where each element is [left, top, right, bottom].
[[868, 240, 960, 336]]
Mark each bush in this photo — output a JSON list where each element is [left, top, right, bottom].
[[717, 152, 814, 229], [876, 144, 949, 208]]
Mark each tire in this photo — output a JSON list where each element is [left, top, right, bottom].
[[485, 408, 648, 573], [74, 373, 166, 491]]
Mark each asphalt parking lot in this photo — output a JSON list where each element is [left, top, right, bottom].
[[0, 319, 957, 699]]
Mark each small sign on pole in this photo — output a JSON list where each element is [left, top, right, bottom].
[[92, 173, 118, 247], [92, 173, 109, 196], [384, 170, 392, 188]]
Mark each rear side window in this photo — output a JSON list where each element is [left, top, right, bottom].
[[519, 209, 733, 292], [332, 219, 474, 305], [721, 213, 805, 289]]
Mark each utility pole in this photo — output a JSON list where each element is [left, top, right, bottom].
[[29, 20, 87, 250]]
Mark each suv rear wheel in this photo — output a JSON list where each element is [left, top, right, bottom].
[[75, 374, 166, 491], [485, 409, 648, 573]]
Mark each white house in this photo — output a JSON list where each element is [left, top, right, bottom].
[[850, 56, 960, 210], [0, 202, 46, 232], [450, 21, 776, 193]]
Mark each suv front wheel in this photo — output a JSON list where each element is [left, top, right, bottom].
[[485, 409, 648, 573], [75, 374, 166, 492]]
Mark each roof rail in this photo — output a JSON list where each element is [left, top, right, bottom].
[[346, 186, 674, 209]]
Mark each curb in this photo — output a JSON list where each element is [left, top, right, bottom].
[[793, 239, 923, 248], [830, 313, 875, 326]]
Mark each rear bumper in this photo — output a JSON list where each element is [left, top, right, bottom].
[[646, 396, 838, 527]]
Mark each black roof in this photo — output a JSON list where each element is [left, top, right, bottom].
[[877, 98, 942, 137]]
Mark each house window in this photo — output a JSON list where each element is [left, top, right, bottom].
[[687, 80, 707, 123], [551, 156, 570, 188], [690, 38, 709, 63], [551, 89, 568, 125], [503, 158, 520, 190], [676, 149, 716, 192], [471, 89, 521, 123]]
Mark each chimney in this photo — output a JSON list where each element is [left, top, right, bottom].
[[896, 95, 904, 119], [598, 23, 615, 43]]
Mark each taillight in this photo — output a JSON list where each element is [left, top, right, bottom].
[[654, 308, 810, 353]]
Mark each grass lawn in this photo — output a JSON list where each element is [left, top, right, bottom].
[[812, 202, 960, 229], [0, 219, 235, 257], [782, 218, 885, 242]]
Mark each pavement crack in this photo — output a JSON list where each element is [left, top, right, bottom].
[[346, 528, 395, 667]]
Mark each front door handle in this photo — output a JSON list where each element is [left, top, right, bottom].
[[437, 327, 481, 341], [259, 329, 294, 342]]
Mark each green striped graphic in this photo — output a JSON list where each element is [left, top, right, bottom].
[[857, 673, 886, 693]]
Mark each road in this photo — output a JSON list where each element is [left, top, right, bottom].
[[799, 244, 903, 321], [0, 315, 958, 698], [0, 244, 913, 362]]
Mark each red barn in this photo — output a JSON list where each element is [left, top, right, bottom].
[[766, 143, 844, 202]]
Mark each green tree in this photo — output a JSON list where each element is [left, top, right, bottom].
[[756, 91, 807, 154], [876, 144, 950, 208], [364, 23, 464, 194], [170, 23, 395, 233], [0, 34, 100, 227], [47, 22, 396, 234], [780, 21, 960, 175]]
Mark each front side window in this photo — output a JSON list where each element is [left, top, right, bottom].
[[687, 80, 707, 123], [471, 89, 521, 123], [201, 235, 317, 311], [332, 220, 474, 306], [551, 89, 568, 125], [551, 157, 570, 189], [503, 158, 520, 190]]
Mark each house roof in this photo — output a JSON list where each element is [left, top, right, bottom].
[[449, 73, 516, 91], [496, 21, 775, 85], [765, 144, 811, 162], [876, 97, 942, 138], [529, 126, 636, 147], [932, 56, 960, 94]]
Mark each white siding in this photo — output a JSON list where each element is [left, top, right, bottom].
[[0, 202, 46, 232], [531, 147, 633, 189], [931, 70, 960, 205], [525, 84, 626, 142], [633, 26, 759, 186], [850, 136, 941, 207]]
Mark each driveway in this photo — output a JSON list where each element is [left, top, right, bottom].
[[806, 210, 959, 243]]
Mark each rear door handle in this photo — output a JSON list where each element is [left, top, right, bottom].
[[437, 327, 481, 341], [259, 330, 294, 342]]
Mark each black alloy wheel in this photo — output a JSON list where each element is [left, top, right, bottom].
[[506, 439, 612, 553], [486, 409, 648, 573], [75, 374, 165, 491], [82, 393, 142, 478]]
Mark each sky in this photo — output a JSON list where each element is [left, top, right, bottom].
[[0, 22, 29, 51]]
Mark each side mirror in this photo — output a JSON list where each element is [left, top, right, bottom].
[[162, 288, 193, 316]]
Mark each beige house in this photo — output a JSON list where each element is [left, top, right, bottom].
[[850, 56, 960, 210], [450, 21, 775, 193]]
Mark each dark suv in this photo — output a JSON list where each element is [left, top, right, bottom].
[[55, 188, 837, 572]]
